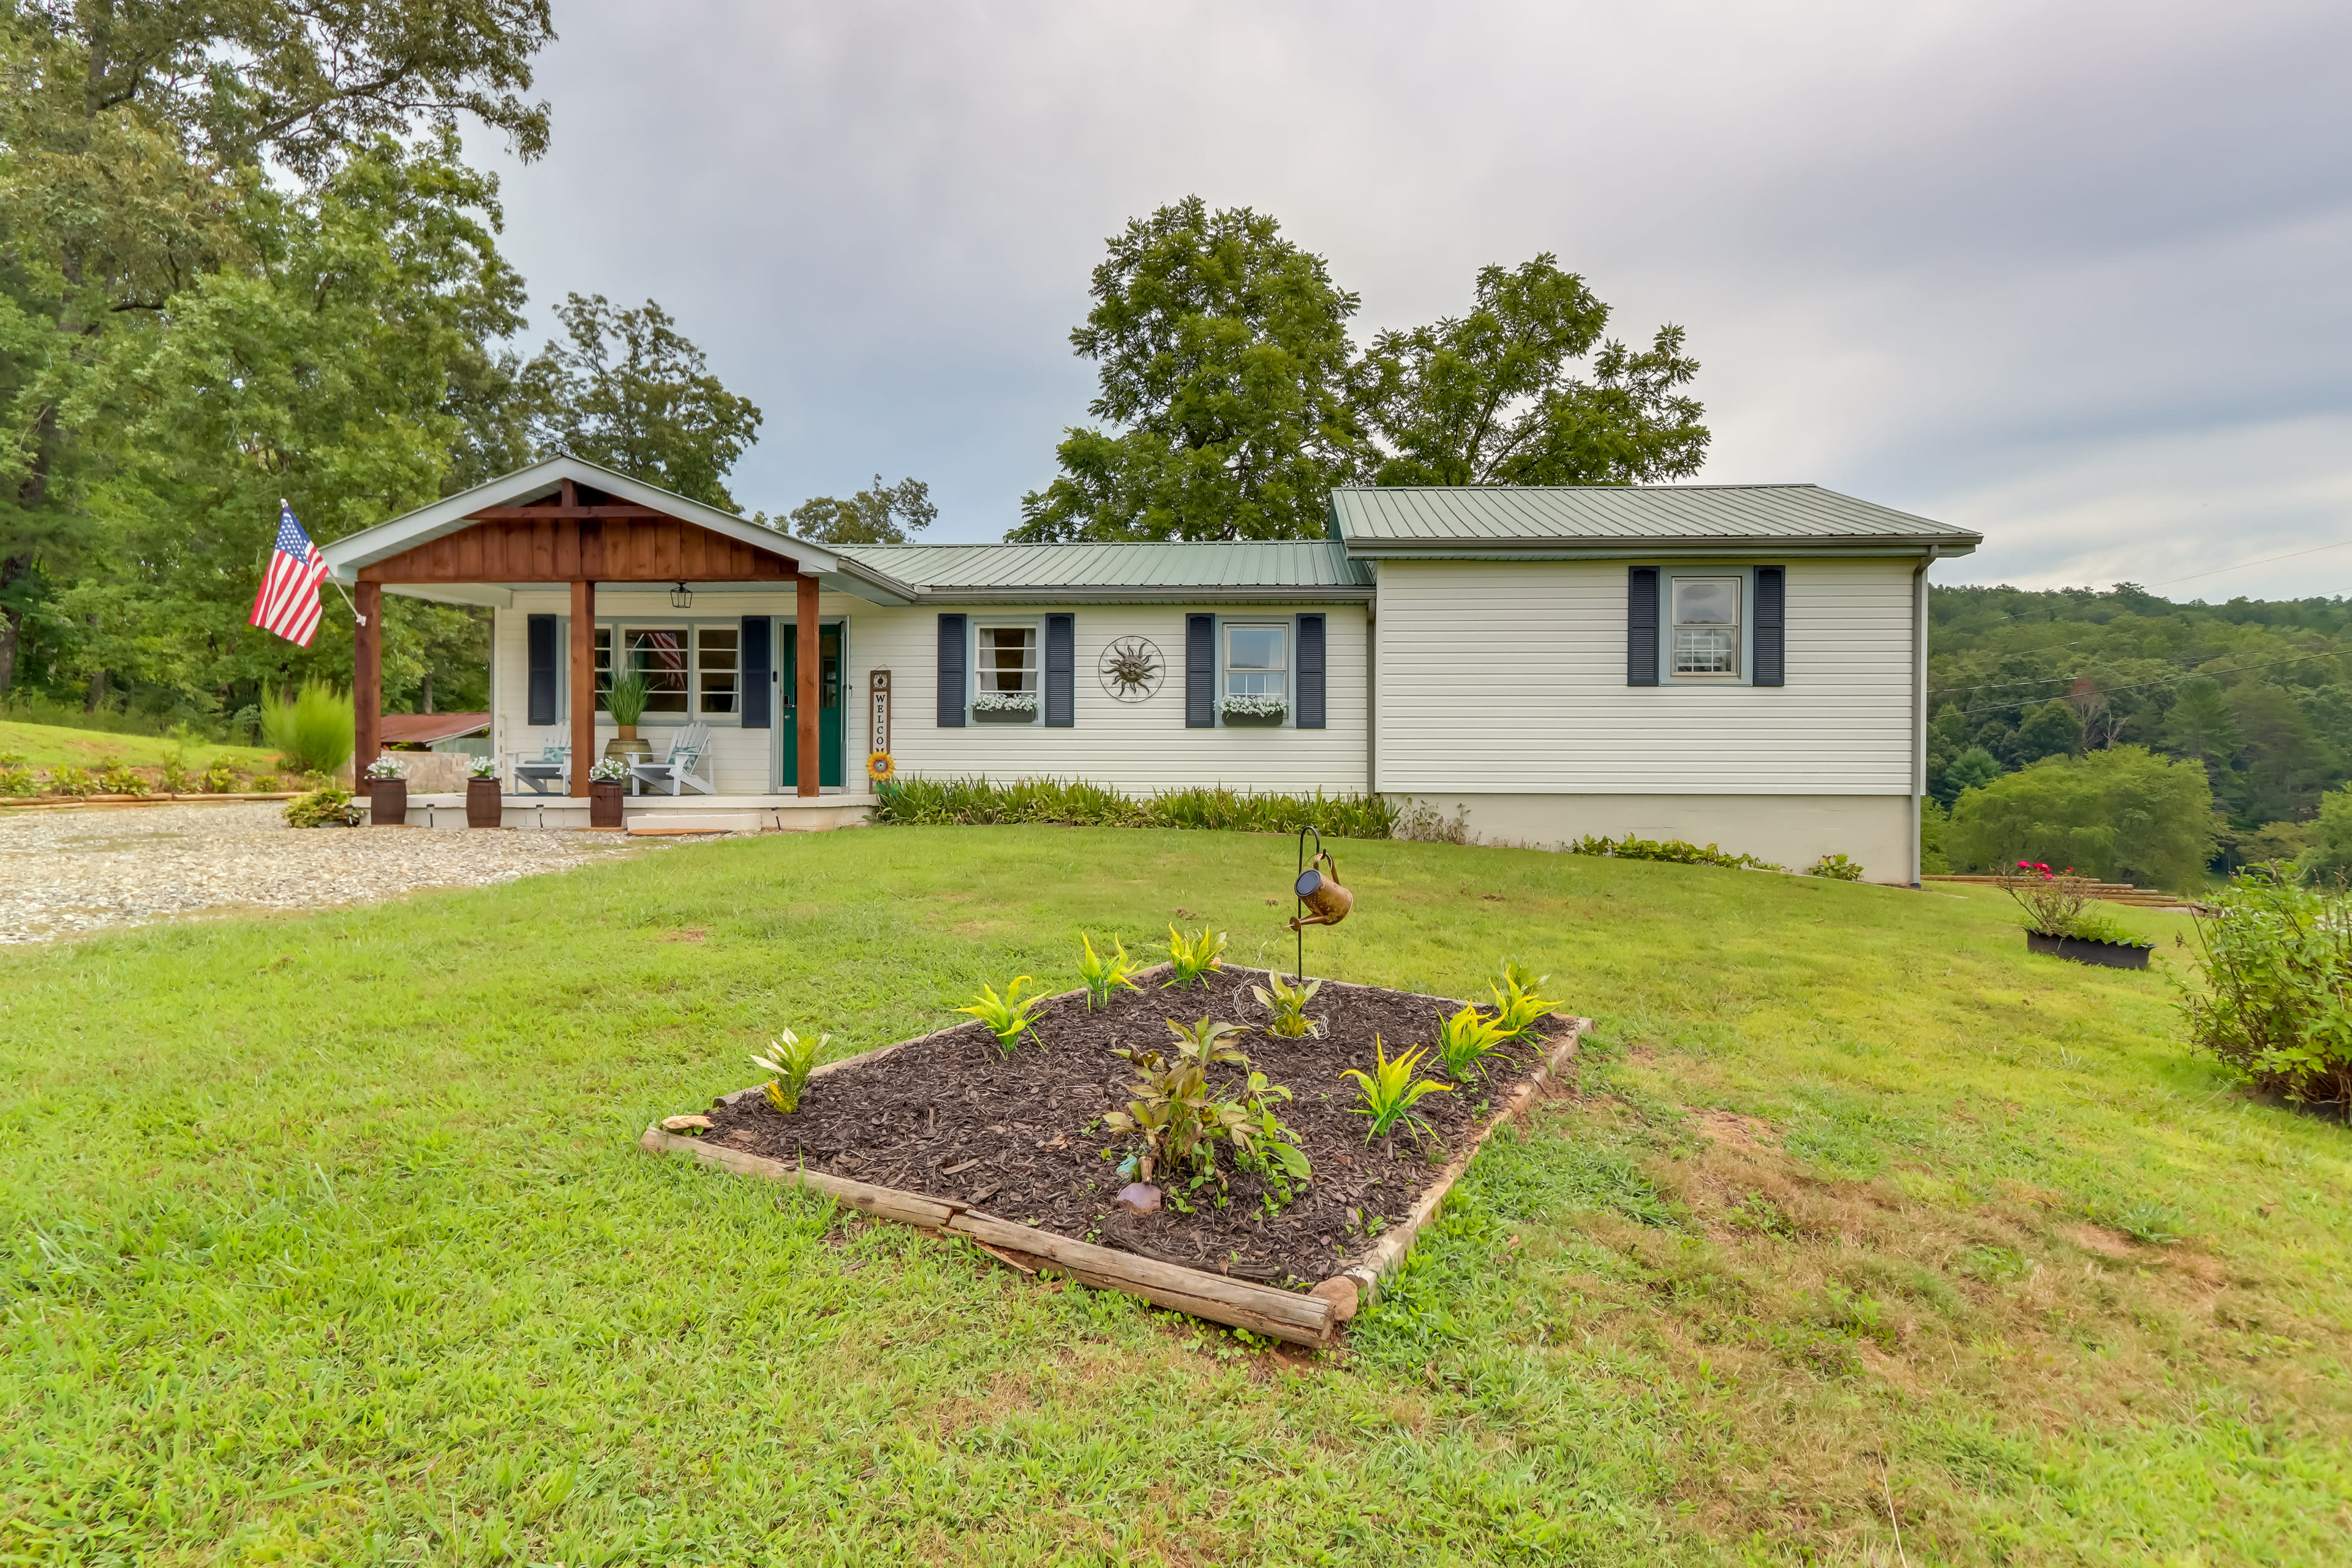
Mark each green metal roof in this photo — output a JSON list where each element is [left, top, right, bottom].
[[832, 540, 1373, 602], [1330, 484, 1980, 557]]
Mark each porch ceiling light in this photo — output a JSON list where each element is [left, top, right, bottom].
[[669, 581, 693, 609]]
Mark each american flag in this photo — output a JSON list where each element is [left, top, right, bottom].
[[249, 499, 330, 646]]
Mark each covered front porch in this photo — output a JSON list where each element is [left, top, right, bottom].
[[321, 456, 918, 824]]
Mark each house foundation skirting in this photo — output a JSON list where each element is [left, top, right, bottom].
[[1389, 792, 1914, 883], [394, 793, 875, 834]]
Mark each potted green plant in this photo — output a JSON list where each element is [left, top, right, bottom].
[[603, 669, 656, 765], [465, 755, 503, 828], [2001, 861, 2155, 970], [360, 755, 407, 826], [587, 755, 628, 828]]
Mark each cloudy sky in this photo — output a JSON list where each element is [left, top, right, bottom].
[[470, 1, 2352, 598]]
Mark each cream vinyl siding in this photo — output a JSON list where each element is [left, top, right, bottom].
[[1374, 558, 1915, 795], [854, 601, 1369, 794], [490, 593, 1370, 796]]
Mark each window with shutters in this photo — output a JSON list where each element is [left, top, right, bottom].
[[971, 622, 1039, 723], [1669, 576, 1741, 678]]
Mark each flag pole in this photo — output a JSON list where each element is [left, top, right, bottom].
[[286, 497, 366, 625]]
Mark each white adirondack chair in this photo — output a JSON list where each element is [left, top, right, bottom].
[[507, 744, 569, 795], [629, 723, 714, 796]]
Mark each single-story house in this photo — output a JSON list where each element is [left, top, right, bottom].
[[319, 455, 1978, 879]]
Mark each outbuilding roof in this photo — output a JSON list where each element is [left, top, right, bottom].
[[1330, 484, 1980, 558], [832, 540, 1373, 603]]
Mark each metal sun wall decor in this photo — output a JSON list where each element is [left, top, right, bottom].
[[1098, 636, 1164, 702], [1287, 824, 1354, 980]]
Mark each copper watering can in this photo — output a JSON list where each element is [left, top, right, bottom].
[[1290, 850, 1352, 931]]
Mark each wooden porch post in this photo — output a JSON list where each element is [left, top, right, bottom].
[[353, 581, 382, 780], [571, 579, 596, 796], [796, 575, 820, 797]]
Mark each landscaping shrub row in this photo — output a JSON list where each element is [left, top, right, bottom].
[[872, 776, 1400, 839], [0, 752, 284, 797]]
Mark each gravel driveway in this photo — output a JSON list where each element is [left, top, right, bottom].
[[0, 801, 647, 944]]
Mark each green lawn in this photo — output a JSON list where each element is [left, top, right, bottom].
[[0, 715, 280, 774], [4, 828, 2346, 1564]]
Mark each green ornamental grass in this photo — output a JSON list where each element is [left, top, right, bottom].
[[259, 680, 355, 777]]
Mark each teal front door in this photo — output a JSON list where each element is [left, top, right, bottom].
[[779, 621, 844, 788]]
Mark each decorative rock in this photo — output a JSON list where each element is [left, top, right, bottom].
[[1114, 1182, 1162, 1216], [661, 1114, 714, 1133], [0, 799, 643, 945], [1308, 1275, 1360, 1322]]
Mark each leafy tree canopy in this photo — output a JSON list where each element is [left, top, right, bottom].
[[785, 475, 936, 544], [1014, 202, 1711, 543], [1012, 197, 1363, 543], [13, 0, 556, 184], [1928, 582, 2352, 875], [1352, 254, 1706, 487], [518, 295, 763, 513], [1948, 745, 2214, 892]]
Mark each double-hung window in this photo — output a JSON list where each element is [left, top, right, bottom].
[[1670, 577, 1741, 677], [590, 624, 744, 720], [628, 628, 692, 714], [695, 627, 739, 715], [1221, 621, 1289, 724], [973, 624, 1039, 723]]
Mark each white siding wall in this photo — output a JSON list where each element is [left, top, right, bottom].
[[1373, 558, 1918, 796], [488, 590, 1372, 796]]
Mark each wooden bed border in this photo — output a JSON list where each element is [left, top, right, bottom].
[[636, 965, 1587, 1348]]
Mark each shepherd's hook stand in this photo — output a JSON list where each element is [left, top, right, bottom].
[[1292, 824, 1322, 982]]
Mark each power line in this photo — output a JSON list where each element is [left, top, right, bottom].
[[1944, 646, 2352, 720], [2146, 537, 2352, 590]]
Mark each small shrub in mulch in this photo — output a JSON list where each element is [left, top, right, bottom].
[[699, 968, 1575, 1288]]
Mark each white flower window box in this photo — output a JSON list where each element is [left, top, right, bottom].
[[1219, 693, 1287, 726]]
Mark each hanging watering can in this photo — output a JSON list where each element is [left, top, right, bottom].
[[1289, 850, 1353, 931]]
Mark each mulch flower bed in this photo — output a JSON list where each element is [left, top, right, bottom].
[[695, 967, 1578, 1289]]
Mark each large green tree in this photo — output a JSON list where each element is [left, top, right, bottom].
[[1352, 254, 1708, 487], [785, 474, 935, 544], [58, 132, 523, 717], [0, 0, 557, 695], [519, 294, 763, 512], [1948, 746, 2215, 891], [1012, 197, 1364, 543]]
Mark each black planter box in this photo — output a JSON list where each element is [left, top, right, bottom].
[[2026, 931, 2151, 970]]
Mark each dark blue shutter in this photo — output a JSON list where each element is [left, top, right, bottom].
[[1627, 568, 1660, 687], [937, 614, 967, 727], [1185, 614, 1215, 728], [1044, 614, 1074, 726], [1295, 613, 1326, 729], [1753, 567, 1785, 687], [741, 616, 772, 726], [527, 614, 559, 725]]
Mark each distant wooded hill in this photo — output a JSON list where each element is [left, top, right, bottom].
[[1929, 583, 2352, 862]]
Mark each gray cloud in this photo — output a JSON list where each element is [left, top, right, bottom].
[[472, 1, 2352, 596]]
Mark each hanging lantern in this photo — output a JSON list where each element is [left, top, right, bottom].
[[669, 581, 694, 609]]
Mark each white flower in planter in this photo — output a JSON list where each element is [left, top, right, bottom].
[[468, 756, 500, 779], [362, 756, 406, 780], [1219, 695, 1287, 720], [973, 691, 1039, 714], [587, 758, 628, 783]]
